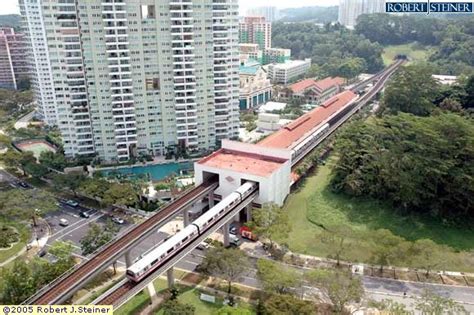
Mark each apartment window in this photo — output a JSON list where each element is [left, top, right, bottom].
[[141, 5, 155, 19]]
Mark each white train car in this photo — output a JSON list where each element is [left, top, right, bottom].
[[126, 181, 257, 283], [126, 224, 198, 282], [291, 123, 330, 160]]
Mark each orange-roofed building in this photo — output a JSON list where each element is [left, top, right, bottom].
[[195, 140, 292, 206], [258, 90, 357, 150], [286, 76, 346, 104]]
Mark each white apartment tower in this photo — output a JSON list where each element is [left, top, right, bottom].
[[338, 0, 386, 29], [20, 0, 239, 162]]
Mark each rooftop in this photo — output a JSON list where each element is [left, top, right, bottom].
[[240, 59, 261, 75], [258, 101, 287, 113], [270, 59, 310, 70], [290, 76, 345, 94], [198, 148, 287, 177], [258, 90, 358, 149]]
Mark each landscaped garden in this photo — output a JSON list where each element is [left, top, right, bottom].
[[0, 219, 29, 264]]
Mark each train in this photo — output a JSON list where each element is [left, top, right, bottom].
[[126, 181, 257, 282], [291, 123, 330, 161]]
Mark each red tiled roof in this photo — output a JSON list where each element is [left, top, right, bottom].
[[257, 90, 357, 149], [314, 77, 345, 91], [198, 149, 287, 177], [289, 77, 345, 94], [289, 79, 317, 93]]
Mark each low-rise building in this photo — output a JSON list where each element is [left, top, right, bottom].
[[257, 113, 291, 131], [287, 76, 345, 104], [239, 60, 272, 110], [263, 48, 291, 65], [239, 44, 263, 64], [267, 59, 311, 84], [432, 75, 457, 85], [258, 101, 287, 113]]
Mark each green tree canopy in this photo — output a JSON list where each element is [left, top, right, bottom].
[[200, 247, 250, 295], [256, 259, 301, 295], [80, 220, 119, 256]]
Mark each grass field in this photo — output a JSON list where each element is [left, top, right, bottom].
[[117, 277, 255, 315], [0, 219, 30, 264], [279, 157, 474, 272], [382, 43, 432, 66]]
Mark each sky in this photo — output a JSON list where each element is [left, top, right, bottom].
[[0, 0, 339, 15]]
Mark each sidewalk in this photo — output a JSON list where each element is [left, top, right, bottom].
[[241, 240, 474, 287]]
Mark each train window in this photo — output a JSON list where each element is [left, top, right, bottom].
[[126, 270, 135, 276], [166, 248, 173, 254], [183, 236, 189, 242], [152, 259, 158, 265], [160, 255, 165, 259]]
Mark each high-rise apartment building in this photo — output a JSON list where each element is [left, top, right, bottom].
[[338, 0, 386, 28], [239, 16, 271, 49], [20, 0, 240, 162], [246, 6, 278, 22], [0, 28, 29, 90]]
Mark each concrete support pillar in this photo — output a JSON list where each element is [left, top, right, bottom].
[[183, 207, 190, 227], [208, 192, 215, 208], [223, 222, 230, 247], [147, 282, 159, 305], [245, 204, 252, 222], [125, 250, 133, 268], [167, 267, 175, 288]]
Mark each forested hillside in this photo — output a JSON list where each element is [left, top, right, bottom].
[[356, 14, 474, 75], [272, 23, 384, 79], [331, 65, 474, 222]]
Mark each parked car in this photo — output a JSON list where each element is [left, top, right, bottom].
[[65, 199, 79, 207], [229, 224, 238, 235], [80, 211, 90, 218], [18, 181, 30, 189], [112, 217, 125, 224], [59, 218, 69, 226], [228, 234, 241, 247], [197, 242, 211, 250]]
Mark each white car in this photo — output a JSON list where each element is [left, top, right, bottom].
[[112, 217, 125, 224], [59, 218, 69, 226], [197, 242, 211, 250]]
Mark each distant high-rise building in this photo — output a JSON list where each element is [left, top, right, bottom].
[[20, 0, 240, 162], [246, 6, 279, 22], [0, 28, 28, 90], [338, 0, 386, 28], [239, 16, 271, 49]]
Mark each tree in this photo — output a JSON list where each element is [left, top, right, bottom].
[[162, 300, 195, 315], [410, 239, 448, 277], [200, 247, 250, 295], [369, 229, 409, 273], [102, 182, 138, 207], [307, 269, 364, 314], [382, 64, 439, 116], [214, 306, 252, 315], [320, 224, 355, 266], [263, 293, 315, 315], [413, 289, 467, 315], [368, 299, 410, 314], [256, 259, 301, 295], [0, 260, 36, 304], [80, 220, 119, 256], [247, 203, 291, 249], [0, 189, 57, 226], [35, 240, 75, 285], [79, 177, 110, 200], [1, 150, 36, 176], [39, 151, 67, 171], [52, 173, 86, 196], [439, 97, 463, 113], [24, 162, 48, 179]]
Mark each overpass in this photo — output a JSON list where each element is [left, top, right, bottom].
[[26, 60, 403, 305]]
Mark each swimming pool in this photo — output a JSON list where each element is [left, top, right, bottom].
[[101, 161, 193, 181]]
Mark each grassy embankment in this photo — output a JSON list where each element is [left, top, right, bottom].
[[279, 157, 474, 272]]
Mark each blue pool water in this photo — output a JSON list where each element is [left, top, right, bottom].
[[101, 161, 193, 181]]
